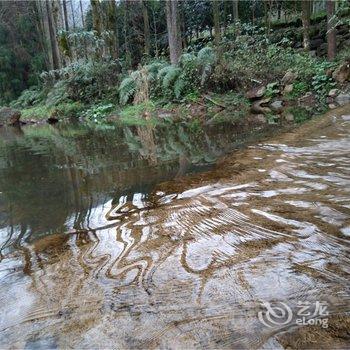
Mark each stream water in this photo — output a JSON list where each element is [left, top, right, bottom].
[[0, 107, 349, 349]]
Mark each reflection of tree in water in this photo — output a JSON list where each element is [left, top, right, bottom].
[[136, 125, 157, 165], [0, 121, 245, 253]]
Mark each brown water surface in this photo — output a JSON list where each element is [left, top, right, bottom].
[[1, 107, 350, 349]]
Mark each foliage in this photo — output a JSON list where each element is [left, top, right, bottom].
[[83, 103, 115, 123], [10, 87, 45, 108], [286, 107, 312, 123], [285, 81, 309, 99], [265, 82, 280, 98], [118, 47, 217, 104], [41, 60, 120, 103], [21, 102, 85, 120], [0, 2, 45, 103]]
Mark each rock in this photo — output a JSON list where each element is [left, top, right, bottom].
[[332, 63, 350, 83], [326, 96, 334, 104], [251, 98, 271, 114], [245, 86, 266, 100], [328, 88, 339, 98], [47, 117, 59, 124], [298, 92, 316, 109], [270, 100, 284, 112], [0, 107, 21, 126], [283, 84, 294, 93], [326, 68, 334, 77], [317, 43, 328, 56], [328, 103, 337, 109], [158, 112, 173, 119], [310, 38, 324, 50], [284, 113, 294, 122], [281, 70, 298, 85], [335, 94, 350, 106], [249, 114, 267, 124], [309, 50, 317, 58]]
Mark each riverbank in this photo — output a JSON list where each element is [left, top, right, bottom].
[[2, 66, 350, 132], [1, 19, 350, 130]]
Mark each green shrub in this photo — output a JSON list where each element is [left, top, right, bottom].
[[11, 87, 45, 108], [118, 47, 217, 104], [41, 60, 120, 103], [83, 103, 115, 123]]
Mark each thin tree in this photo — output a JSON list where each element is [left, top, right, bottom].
[[232, 0, 239, 23], [70, 0, 76, 29], [213, 0, 220, 47], [142, 0, 151, 56], [106, 0, 119, 59], [326, 0, 336, 60], [301, 0, 310, 50], [79, 0, 85, 27], [62, 0, 69, 31], [91, 0, 102, 34], [45, 0, 61, 70], [165, 0, 182, 65]]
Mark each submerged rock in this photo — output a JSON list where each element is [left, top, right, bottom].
[[0, 107, 21, 126]]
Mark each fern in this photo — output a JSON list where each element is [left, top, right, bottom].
[[119, 76, 136, 105], [162, 67, 181, 89], [198, 47, 216, 87], [174, 76, 186, 99], [198, 47, 216, 66], [157, 65, 173, 82], [180, 53, 197, 66], [145, 61, 167, 81]]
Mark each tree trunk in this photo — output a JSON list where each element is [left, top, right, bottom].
[[106, 0, 119, 59], [152, 5, 159, 57], [91, 0, 102, 34], [142, 0, 151, 56], [70, 0, 76, 29], [124, 0, 131, 68], [79, 0, 85, 27], [62, 0, 69, 31], [213, 0, 220, 46], [46, 0, 61, 70], [232, 0, 239, 23], [35, 0, 53, 70], [301, 0, 310, 50], [326, 0, 336, 61], [165, 0, 182, 65], [277, 0, 282, 20]]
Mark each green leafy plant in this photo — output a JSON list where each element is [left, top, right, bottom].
[[83, 103, 114, 123]]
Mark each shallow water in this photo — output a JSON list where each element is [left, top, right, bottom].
[[0, 108, 350, 349]]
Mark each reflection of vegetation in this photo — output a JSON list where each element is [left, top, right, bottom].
[[0, 120, 248, 251]]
